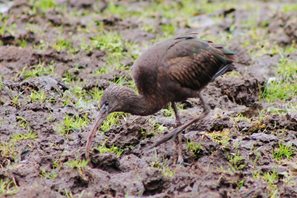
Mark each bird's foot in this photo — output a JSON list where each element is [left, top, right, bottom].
[[177, 154, 184, 165]]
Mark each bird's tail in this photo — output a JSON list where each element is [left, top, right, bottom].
[[207, 40, 236, 63], [211, 63, 235, 81], [221, 48, 236, 62]]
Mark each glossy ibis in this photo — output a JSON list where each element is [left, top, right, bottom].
[[86, 33, 235, 162]]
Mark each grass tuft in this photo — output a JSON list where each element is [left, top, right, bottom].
[[66, 159, 88, 169], [57, 114, 89, 135], [228, 153, 246, 171], [97, 145, 124, 157], [262, 59, 297, 102], [30, 90, 47, 102], [273, 144, 294, 160], [32, 0, 57, 12], [10, 131, 37, 142], [20, 63, 55, 79], [187, 141, 203, 157], [0, 178, 18, 196], [151, 160, 175, 178], [100, 112, 125, 133]]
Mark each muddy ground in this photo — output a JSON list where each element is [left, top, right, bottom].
[[0, 0, 296, 197]]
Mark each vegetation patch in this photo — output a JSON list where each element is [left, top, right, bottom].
[[56, 114, 89, 135], [10, 131, 37, 142], [0, 178, 18, 196], [262, 59, 297, 102], [97, 145, 124, 157], [273, 143, 295, 160], [20, 63, 55, 79]]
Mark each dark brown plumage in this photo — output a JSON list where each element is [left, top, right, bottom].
[[86, 34, 235, 161]]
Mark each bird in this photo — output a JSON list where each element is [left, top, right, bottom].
[[85, 33, 235, 162]]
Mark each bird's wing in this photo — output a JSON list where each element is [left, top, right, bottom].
[[164, 38, 235, 90]]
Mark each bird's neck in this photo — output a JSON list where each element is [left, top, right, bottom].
[[120, 91, 164, 116]]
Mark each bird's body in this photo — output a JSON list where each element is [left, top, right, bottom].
[[132, 35, 234, 107], [85, 34, 235, 160]]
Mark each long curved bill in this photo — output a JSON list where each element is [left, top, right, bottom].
[[85, 110, 107, 159]]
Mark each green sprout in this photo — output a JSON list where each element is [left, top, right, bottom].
[[53, 39, 75, 53], [66, 159, 88, 169], [32, 0, 57, 12], [263, 171, 279, 185], [187, 141, 203, 157], [30, 90, 47, 102], [57, 114, 89, 135], [0, 142, 17, 159], [10, 131, 37, 142], [228, 153, 246, 171], [151, 160, 175, 178], [100, 112, 125, 133], [20, 63, 54, 79], [0, 178, 18, 196], [97, 145, 124, 157], [40, 169, 58, 180], [16, 116, 29, 129], [273, 144, 294, 160]]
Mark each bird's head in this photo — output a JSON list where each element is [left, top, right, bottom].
[[99, 84, 136, 115], [85, 84, 136, 159]]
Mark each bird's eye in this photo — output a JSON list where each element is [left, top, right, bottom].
[[104, 101, 109, 106]]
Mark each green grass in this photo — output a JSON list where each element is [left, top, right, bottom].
[[262, 59, 297, 102], [228, 153, 246, 171], [237, 179, 245, 189], [162, 107, 174, 118], [262, 81, 297, 102], [16, 116, 29, 129], [0, 142, 17, 159], [103, 2, 130, 17], [91, 88, 104, 102], [94, 66, 109, 75], [0, 178, 18, 196], [263, 171, 279, 185], [100, 112, 125, 133], [273, 144, 295, 160], [0, 75, 3, 91], [69, 85, 86, 98], [151, 160, 175, 178], [187, 141, 203, 157], [0, 15, 17, 36], [161, 23, 176, 37], [57, 114, 89, 135], [97, 145, 124, 157], [208, 129, 230, 148], [277, 58, 297, 79], [20, 62, 55, 79], [62, 71, 77, 83], [53, 39, 75, 53], [152, 122, 167, 134], [233, 113, 251, 123], [282, 3, 297, 13], [31, 0, 57, 12], [30, 90, 47, 102], [66, 159, 88, 169], [90, 32, 124, 53], [40, 169, 58, 180], [263, 170, 279, 198], [10, 131, 37, 142]]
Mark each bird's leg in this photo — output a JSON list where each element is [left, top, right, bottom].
[[197, 92, 210, 114], [171, 102, 183, 164], [171, 102, 181, 126], [149, 93, 210, 149]]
